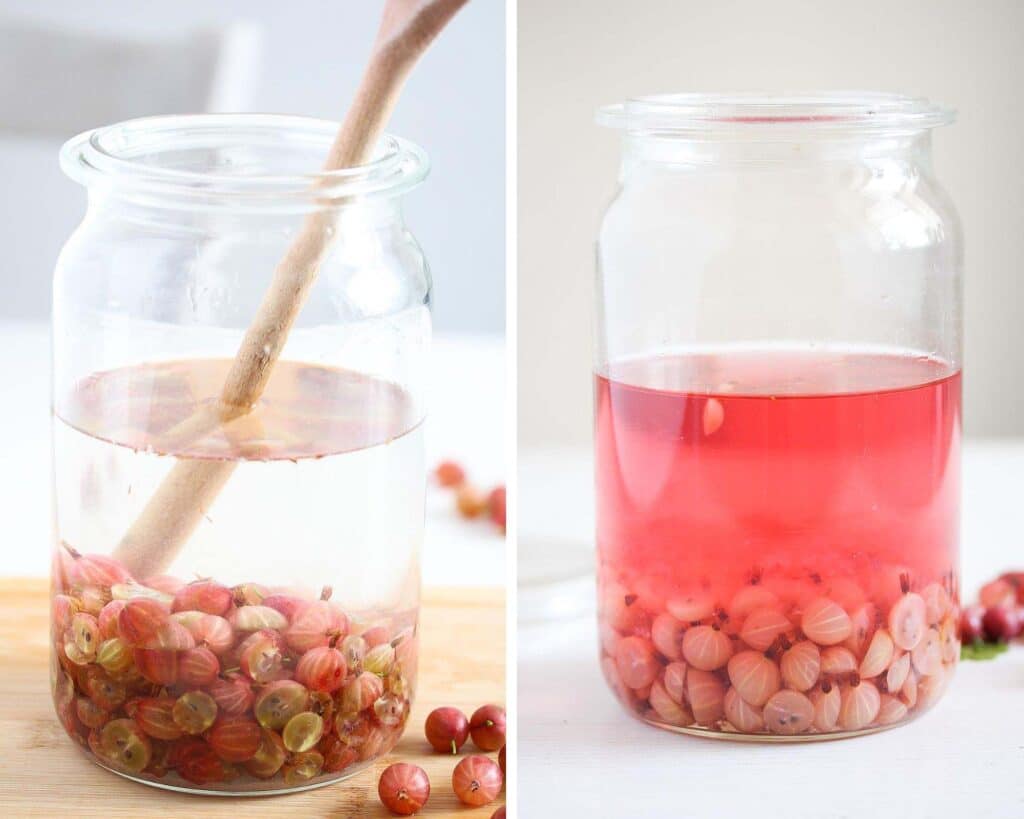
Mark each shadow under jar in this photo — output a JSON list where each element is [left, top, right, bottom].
[[594, 94, 962, 741], [50, 114, 430, 792]]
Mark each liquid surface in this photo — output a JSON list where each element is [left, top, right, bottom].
[[59, 358, 420, 460], [53, 359, 424, 610], [596, 350, 960, 588]]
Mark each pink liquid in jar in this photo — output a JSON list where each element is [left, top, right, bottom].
[[595, 350, 960, 738]]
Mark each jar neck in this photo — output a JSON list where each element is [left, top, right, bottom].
[[621, 130, 934, 171], [84, 187, 407, 234]]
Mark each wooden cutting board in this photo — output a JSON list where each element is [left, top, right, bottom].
[[0, 580, 506, 818]]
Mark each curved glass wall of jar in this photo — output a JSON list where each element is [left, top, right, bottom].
[[51, 115, 429, 792], [593, 94, 962, 741]]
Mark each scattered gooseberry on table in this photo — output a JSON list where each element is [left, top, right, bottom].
[[433, 461, 506, 532], [434, 460, 466, 487], [469, 704, 506, 751], [452, 755, 503, 807], [425, 706, 470, 754], [378, 762, 431, 815], [487, 486, 506, 530], [456, 485, 489, 519]]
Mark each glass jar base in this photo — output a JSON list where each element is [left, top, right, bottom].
[[640, 713, 907, 743], [87, 750, 373, 796]]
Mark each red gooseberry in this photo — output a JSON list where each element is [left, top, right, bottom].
[[434, 460, 466, 487], [133, 648, 178, 686], [294, 646, 347, 693], [178, 646, 220, 687], [488, 486, 506, 530], [320, 735, 359, 774], [207, 716, 262, 762], [132, 698, 183, 741], [469, 704, 506, 752], [378, 762, 430, 815], [452, 755, 503, 807], [118, 598, 170, 646], [207, 674, 255, 716], [983, 606, 1021, 642], [424, 706, 469, 754], [456, 485, 488, 519], [172, 580, 233, 616], [172, 739, 232, 785]]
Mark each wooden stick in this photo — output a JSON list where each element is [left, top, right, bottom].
[[114, 0, 469, 578]]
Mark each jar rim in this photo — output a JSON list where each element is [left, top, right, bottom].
[[60, 113, 429, 209], [597, 92, 955, 134]]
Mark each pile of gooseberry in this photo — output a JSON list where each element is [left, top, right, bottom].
[[51, 545, 416, 790], [377, 702, 506, 815], [599, 565, 960, 736], [434, 460, 506, 532], [960, 571, 1024, 648]]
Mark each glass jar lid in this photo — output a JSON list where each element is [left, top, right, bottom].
[[60, 113, 429, 211], [597, 92, 955, 135]]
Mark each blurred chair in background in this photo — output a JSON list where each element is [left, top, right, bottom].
[[0, 15, 262, 317]]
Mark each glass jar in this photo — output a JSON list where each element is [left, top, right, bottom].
[[594, 94, 962, 740], [50, 114, 429, 791]]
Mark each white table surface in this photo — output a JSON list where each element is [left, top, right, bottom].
[[0, 319, 506, 586], [519, 444, 1024, 819]]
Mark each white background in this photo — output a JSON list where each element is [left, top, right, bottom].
[[519, 445, 1024, 819], [518, 0, 1024, 443], [0, 0, 505, 334]]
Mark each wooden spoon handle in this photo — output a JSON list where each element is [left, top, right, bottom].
[[113, 0, 469, 578]]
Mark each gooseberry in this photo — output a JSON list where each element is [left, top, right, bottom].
[[469, 704, 506, 751], [172, 690, 218, 735], [452, 755, 503, 807], [282, 711, 324, 753], [424, 706, 469, 754], [378, 762, 430, 815], [435, 460, 466, 487]]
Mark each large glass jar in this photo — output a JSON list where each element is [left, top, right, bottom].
[[594, 94, 962, 740], [50, 114, 429, 791]]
